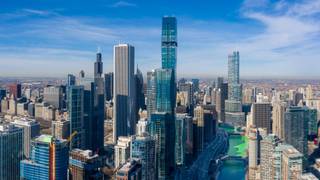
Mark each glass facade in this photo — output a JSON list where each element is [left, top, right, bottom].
[[20, 135, 69, 180], [161, 16, 177, 71], [0, 123, 23, 180], [155, 69, 175, 114], [150, 112, 174, 180]]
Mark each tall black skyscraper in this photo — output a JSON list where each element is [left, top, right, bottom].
[[135, 67, 145, 113], [93, 51, 105, 153]]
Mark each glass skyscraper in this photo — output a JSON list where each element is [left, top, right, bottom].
[[161, 16, 177, 72], [68, 85, 85, 149], [0, 122, 23, 180], [146, 70, 156, 119], [150, 112, 175, 180], [155, 68, 175, 114], [20, 135, 69, 180], [227, 51, 241, 101]]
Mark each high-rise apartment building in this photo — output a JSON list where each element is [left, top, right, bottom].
[[113, 44, 136, 143], [0, 121, 23, 180], [52, 119, 70, 140], [155, 68, 175, 114], [135, 67, 145, 113], [162, 16, 177, 73], [20, 135, 69, 180], [282, 146, 303, 180]]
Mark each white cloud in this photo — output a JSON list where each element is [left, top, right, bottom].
[[109, 1, 137, 8]]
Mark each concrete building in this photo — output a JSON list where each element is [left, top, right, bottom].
[[252, 102, 272, 133], [52, 119, 70, 140], [114, 136, 132, 169], [116, 160, 142, 180]]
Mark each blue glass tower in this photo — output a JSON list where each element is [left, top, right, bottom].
[[20, 135, 69, 180], [155, 68, 175, 114], [161, 16, 177, 72]]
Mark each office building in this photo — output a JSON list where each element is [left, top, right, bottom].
[[0, 88, 6, 100], [68, 85, 85, 149], [116, 160, 142, 180], [191, 79, 199, 93], [105, 72, 114, 101], [11, 118, 40, 159], [114, 136, 132, 169], [68, 74, 76, 87], [150, 112, 175, 180], [69, 149, 103, 180], [43, 86, 63, 109], [0, 121, 23, 180], [20, 135, 69, 180], [272, 101, 287, 140], [248, 128, 258, 180], [251, 102, 272, 133], [113, 44, 136, 143], [93, 52, 105, 153], [284, 107, 312, 162], [8, 83, 21, 99], [131, 134, 156, 180]]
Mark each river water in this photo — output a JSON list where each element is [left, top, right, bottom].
[[217, 125, 248, 180]]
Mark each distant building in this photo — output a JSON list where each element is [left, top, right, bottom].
[[0, 121, 23, 180], [146, 70, 156, 119], [43, 86, 63, 109], [282, 145, 303, 180], [20, 135, 69, 180], [7, 83, 21, 99], [69, 149, 103, 180], [272, 101, 287, 140]]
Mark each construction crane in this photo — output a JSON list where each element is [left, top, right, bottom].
[[67, 131, 78, 144]]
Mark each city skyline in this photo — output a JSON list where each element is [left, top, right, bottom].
[[1, 0, 320, 78]]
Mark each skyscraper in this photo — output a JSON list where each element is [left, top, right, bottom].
[[228, 51, 241, 101], [161, 16, 177, 72], [284, 106, 311, 163], [0, 121, 23, 180], [272, 101, 287, 140], [155, 68, 175, 114], [225, 51, 245, 126], [68, 85, 85, 149], [281, 145, 303, 180], [8, 83, 21, 99], [20, 135, 69, 180], [113, 44, 136, 143], [93, 52, 105, 153], [150, 112, 175, 180]]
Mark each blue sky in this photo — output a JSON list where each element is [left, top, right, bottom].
[[0, 0, 320, 78]]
